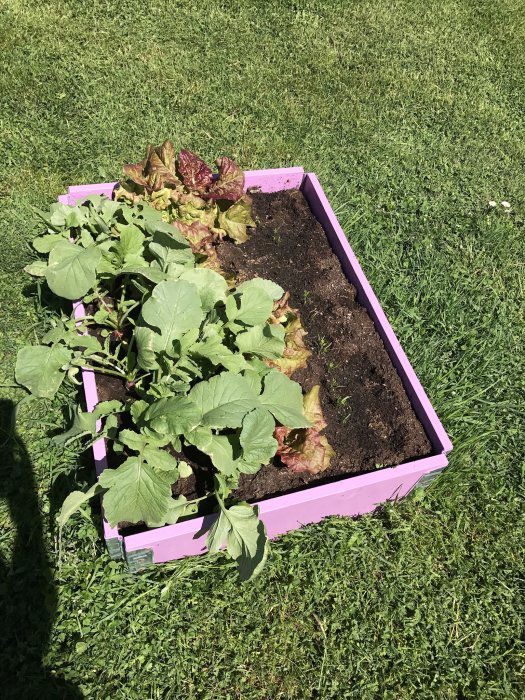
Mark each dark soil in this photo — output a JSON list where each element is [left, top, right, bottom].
[[213, 189, 431, 500], [96, 188, 431, 512], [95, 373, 128, 403]]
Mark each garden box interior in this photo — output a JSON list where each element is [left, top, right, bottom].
[[59, 167, 452, 572]]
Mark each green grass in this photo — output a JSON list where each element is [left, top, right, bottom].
[[1, 0, 525, 697]]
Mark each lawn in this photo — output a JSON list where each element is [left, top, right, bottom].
[[1, 0, 524, 697]]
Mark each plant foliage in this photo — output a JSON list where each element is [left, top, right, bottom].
[[15, 150, 334, 579], [115, 140, 255, 250]]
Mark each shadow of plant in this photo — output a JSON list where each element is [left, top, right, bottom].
[[0, 399, 82, 699]]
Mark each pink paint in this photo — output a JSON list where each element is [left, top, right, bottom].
[[302, 174, 452, 454], [71, 301, 122, 547], [60, 167, 451, 567]]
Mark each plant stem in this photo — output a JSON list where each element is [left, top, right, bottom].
[[118, 300, 140, 329], [84, 366, 126, 379], [88, 353, 127, 375], [125, 333, 136, 376]]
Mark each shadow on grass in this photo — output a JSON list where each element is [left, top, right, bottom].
[[0, 399, 81, 699]]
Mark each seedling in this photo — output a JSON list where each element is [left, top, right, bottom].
[[335, 394, 351, 407], [271, 228, 282, 244], [328, 375, 345, 391], [317, 335, 333, 354], [341, 410, 352, 426]]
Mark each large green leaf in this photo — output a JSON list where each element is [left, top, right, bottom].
[[33, 232, 69, 253], [149, 229, 194, 269], [172, 327, 200, 357], [184, 425, 214, 451], [130, 400, 149, 425], [226, 286, 274, 327], [187, 427, 244, 476], [134, 325, 159, 370], [65, 331, 103, 354], [113, 224, 145, 261], [136, 280, 203, 361], [223, 504, 262, 559], [241, 368, 263, 395], [94, 196, 122, 223], [144, 396, 201, 435], [235, 324, 285, 358], [188, 371, 259, 429], [117, 429, 149, 452], [203, 435, 240, 476], [190, 430, 241, 475], [143, 444, 180, 472], [259, 370, 310, 428], [116, 265, 167, 284], [142, 279, 202, 337], [164, 495, 198, 524], [206, 502, 268, 580], [99, 457, 178, 528], [37, 202, 71, 229], [179, 267, 228, 312], [65, 207, 88, 228], [240, 407, 278, 464], [206, 507, 231, 555], [57, 482, 105, 528], [145, 220, 189, 245], [163, 262, 188, 280], [218, 195, 256, 244], [44, 241, 102, 300], [53, 408, 97, 444], [237, 520, 269, 581], [15, 345, 72, 398], [24, 260, 47, 277], [190, 327, 247, 373], [117, 425, 171, 451], [53, 400, 121, 444], [236, 278, 284, 301]]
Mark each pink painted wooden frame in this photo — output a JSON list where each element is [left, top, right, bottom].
[[59, 167, 452, 569]]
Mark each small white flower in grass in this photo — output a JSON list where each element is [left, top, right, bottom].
[[501, 201, 511, 209], [488, 200, 497, 207]]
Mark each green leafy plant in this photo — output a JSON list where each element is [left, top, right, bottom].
[[15, 187, 334, 578], [316, 335, 333, 354], [267, 291, 312, 376], [114, 140, 256, 250]]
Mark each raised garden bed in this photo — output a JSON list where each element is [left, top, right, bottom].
[[58, 167, 452, 572]]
